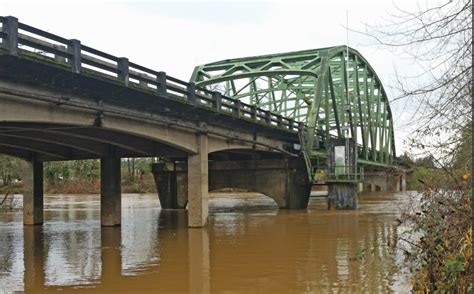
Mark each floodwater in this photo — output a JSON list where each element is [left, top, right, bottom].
[[0, 191, 412, 293]]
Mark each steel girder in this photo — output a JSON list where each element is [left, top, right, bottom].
[[191, 46, 396, 166]]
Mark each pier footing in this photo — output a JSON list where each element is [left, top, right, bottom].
[[328, 183, 358, 210]]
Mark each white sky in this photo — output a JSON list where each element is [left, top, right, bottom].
[[1, 0, 423, 154]]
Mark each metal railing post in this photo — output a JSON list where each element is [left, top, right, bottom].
[[265, 111, 271, 124], [277, 115, 283, 127], [288, 119, 294, 131], [212, 91, 222, 110], [187, 83, 197, 105], [4, 16, 18, 56], [234, 100, 241, 117], [68, 39, 81, 73], [298, 122, 305, 132], [117, 57, 129, 86], [251, 105, 257, 122], [156, 71, 167, 95]]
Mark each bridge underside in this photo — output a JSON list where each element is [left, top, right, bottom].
[[0, 122, 188, 161], [0, 122, 288, 161]]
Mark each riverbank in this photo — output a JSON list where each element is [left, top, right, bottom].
[[0, 174, 157, 195]]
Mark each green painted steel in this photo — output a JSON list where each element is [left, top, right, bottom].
[[191, 46, 396, 180]]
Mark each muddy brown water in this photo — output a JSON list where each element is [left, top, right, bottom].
[[0, 192, 412, 293]]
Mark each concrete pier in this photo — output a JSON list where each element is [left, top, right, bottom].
[[22, 160, 44, 225], [152, 164, 187, 209], [371, 183, 377, 192], [187, 134, 209, 227], [327, 183, 358, 210], [401, 171, 406, 192], [363, 171, 404, 192], [100, 157, 122, 227]]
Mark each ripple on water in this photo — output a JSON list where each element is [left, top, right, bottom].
[[0, 192, 412, 293]]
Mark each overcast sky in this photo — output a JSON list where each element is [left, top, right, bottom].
[[1, 0, 422, 154]]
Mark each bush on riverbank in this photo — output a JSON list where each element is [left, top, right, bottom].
[[406, 167, 445, 191], [31, 174, 157, 194], [400, 172, 472, 292], [0, 157, 158, 195]]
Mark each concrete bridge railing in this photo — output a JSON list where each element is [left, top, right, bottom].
[[0, 16, 301, 133]]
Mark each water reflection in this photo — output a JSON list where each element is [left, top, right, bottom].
[[23, 226, 44, 292], [100, 227, 121, 287], [189, 229, 209, 293], [0, 193, 410, 293]]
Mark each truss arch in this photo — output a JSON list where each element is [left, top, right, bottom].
[[191, 46, 396, 164]]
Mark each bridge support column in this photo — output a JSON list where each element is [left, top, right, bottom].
[[22, 160, 43, 225], [401, 171, 406, 192], [370, 184, 376, 192], [152, 163, 187, 209], [328, 183, 357, 210], [188, 134, 208, 227], [101, 157, 121, 227], [364, 171, 403, 193]]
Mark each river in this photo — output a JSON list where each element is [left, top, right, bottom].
[[0, 191, 412, 293]]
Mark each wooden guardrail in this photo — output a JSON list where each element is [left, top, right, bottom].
[[0, 16, 301, 133]]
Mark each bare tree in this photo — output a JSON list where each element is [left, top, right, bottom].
[[361, 0, 472, 162], [359, 2, 472, 291]]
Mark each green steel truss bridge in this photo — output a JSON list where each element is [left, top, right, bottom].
[[0, 16, 404, 227], [0, 15, 397, 187], [191, 46, 396, 181]]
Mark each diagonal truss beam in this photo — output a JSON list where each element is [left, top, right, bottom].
[[191, 46, 397, 170]]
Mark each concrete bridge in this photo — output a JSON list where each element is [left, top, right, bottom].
[[0, 16, 404, 227]]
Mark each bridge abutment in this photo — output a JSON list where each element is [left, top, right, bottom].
[[100, 157, 121, 227], [327, 183, 358, 210], [22, 160, 44, 225]]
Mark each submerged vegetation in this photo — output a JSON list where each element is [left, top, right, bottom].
[[399, 150, 472, 291], [402, 187, 471, 292]]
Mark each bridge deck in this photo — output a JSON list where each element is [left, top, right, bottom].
[[0, 16, 299, 139]]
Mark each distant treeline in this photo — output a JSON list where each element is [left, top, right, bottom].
[[0, 156, 159, 194]]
